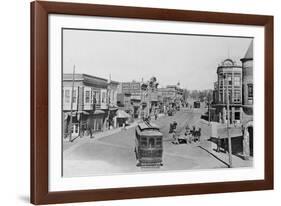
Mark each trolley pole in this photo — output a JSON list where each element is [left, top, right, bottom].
[[225, 74, 233, 168]]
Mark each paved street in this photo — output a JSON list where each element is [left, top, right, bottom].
[[63, 108, 248, 177]]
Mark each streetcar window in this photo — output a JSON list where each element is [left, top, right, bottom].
[[148, 138, 155, 148], [141, 137, 147, 147], [156, 138, 162, 147]]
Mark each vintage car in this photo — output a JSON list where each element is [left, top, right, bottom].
[[135, 122, 163, 167]]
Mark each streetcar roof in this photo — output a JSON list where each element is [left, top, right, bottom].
[[136, 122, 163, 137], [139, 130, 163, 137], [138, 122, 160, 131]]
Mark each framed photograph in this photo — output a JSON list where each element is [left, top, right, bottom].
[[31, 1, 274, 204]]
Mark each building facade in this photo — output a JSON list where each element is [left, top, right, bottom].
[[240, 40, 254, 159], [63, 73, 118, 138], [158, 85, 183, 107], [117, 81, 142, 118], [213, 59, 243, 124], [241, 41, 254, 114], [120, 81, 141, 100], [108, 80, 119, 107], [212, 41, 253, 160]]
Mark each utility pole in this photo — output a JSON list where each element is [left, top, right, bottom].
[[140, 77, 158, 122], [208, 95, 211, 125], [69, 65, 75, 142], [148, 86, 151, 118], [107, 74, 111, 130], [225, 74, 233, 168], [144, 82, 151, 122], [77, 85, 81, 138]]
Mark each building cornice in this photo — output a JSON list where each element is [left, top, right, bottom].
[[240, 57, 253, 63]]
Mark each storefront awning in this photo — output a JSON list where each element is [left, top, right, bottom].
[[116, 110, 130, 118], [65, 111, 89, 116], [216, 126, 243, 138], [93, 110, 105, 115]]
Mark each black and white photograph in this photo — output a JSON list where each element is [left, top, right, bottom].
[[1, 0, 278, 205], [62, 28, 254, 177]]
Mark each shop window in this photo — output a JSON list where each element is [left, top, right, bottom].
[[85, 91, 90, 103], [248, 84, 253, 98], [102, 92, 106, 103], [65, 89, 70, 103], [228, 76, 232, 85], [72, 90, 77, 103], [233, 90, 241, 103], [92, 91, 99, 104], [234, 76, 240, 86]]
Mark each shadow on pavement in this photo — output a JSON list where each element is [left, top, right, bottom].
[[198, 145, 230, 168]]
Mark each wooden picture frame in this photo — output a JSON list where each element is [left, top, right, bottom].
[[31, 1, 274, 204]]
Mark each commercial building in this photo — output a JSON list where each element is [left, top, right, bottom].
[[120, 81, 141, 99], [117, 81, 142, 118], [211, 41, 253, 160], [62, 73, 119, 138], [241, 41, 254, 114], [108, 80, 119, 107], [240, 40, 253, 159], [158, 85, 183, 107], [212, 58, 243, 124], [105, 80, 119, 129]]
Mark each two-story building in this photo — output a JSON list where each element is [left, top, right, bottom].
[[106, 80, 119, 128], [63, 73, 110, 138], [117, 81, 142, 118]]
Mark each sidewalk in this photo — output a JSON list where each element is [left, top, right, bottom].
[[195, 119, 252, 168], [198, 140, 253, 168], [63, 120, 141, 153]]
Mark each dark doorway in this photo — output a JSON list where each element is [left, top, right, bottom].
[[248, 126, 253, 156], [235, 112, 240, 120], [231, 136, 243, 155], [133, 106, 139, 118]]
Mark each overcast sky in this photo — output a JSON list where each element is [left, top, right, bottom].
[[63, 29, 252, 90]]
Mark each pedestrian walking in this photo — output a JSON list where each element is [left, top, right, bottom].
[[122, 119, 128, 130], [154, 109, 158, 120], [197, 128, 201, 143], [89, 128, 94, 138], [217, 136, 221, 152], [87, 116, 95, 139], [184, 124, 190, 143]]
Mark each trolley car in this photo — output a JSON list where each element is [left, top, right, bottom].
[[135, 122, 163, 167]]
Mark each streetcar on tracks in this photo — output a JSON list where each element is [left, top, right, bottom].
[[135, 121, 163, 167]]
